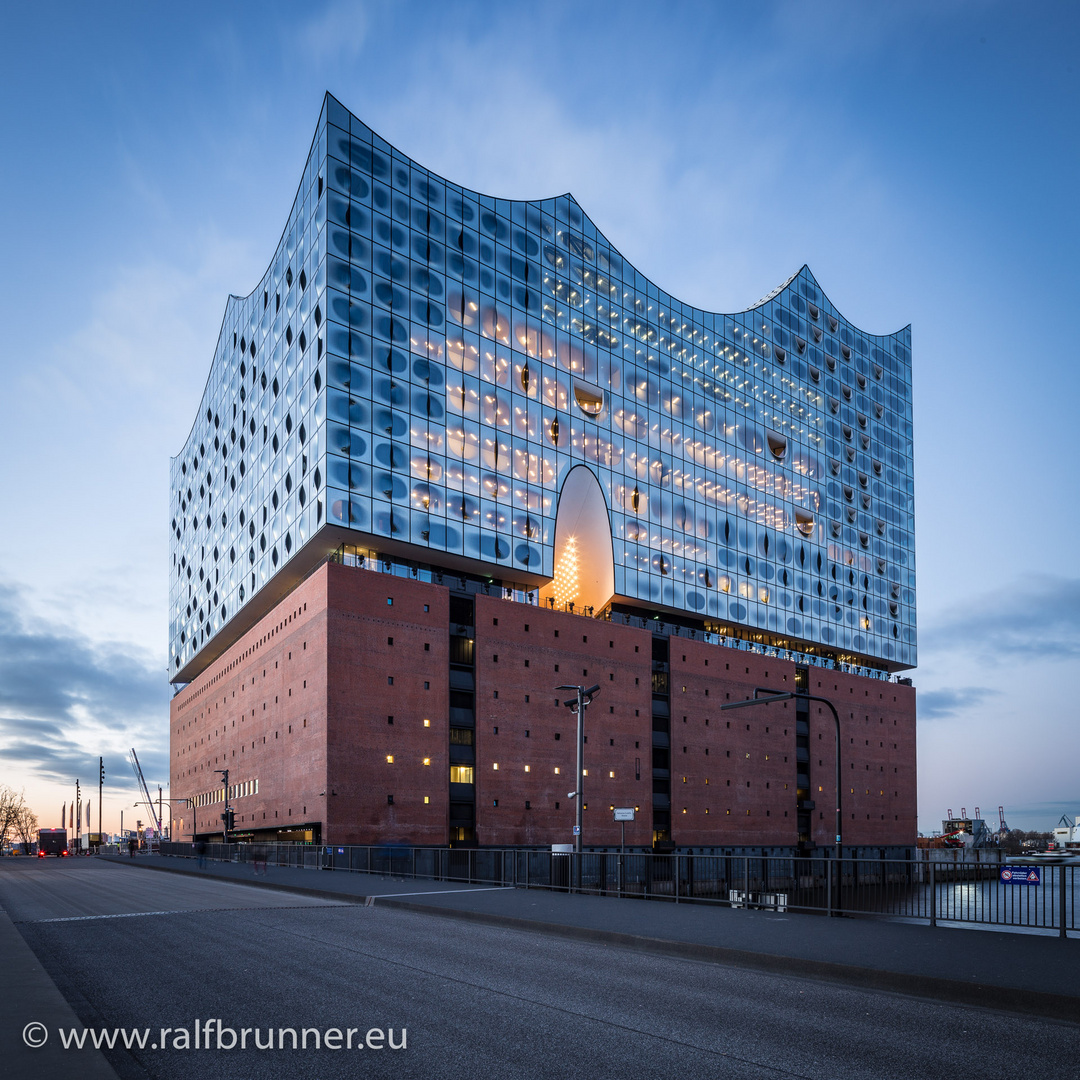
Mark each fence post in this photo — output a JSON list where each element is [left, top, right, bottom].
[[826, 855, 832, 917], [1060, 865, 1067, 940], [675, 854, 680, 904], [929, 860, 936, 928], [744, 856, 750, 910]]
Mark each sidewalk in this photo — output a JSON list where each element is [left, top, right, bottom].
[[0, 905, 120, 1080], [101, 853, 1080, 1023]]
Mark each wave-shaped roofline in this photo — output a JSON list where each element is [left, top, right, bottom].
[[173, 92, 909, 464]]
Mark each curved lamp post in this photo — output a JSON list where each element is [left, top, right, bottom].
[[720, 687, 843, 916]]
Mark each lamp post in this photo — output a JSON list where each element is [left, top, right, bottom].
[[556, 683, 600, 857], [721, 686, 843, 916]]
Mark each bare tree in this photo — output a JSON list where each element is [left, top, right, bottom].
[[14, 802, 38, 855], [0, 786, 22, 852]]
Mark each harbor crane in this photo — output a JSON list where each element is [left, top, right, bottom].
[[128, 749, 162, 839]]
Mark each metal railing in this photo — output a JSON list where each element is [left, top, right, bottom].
[[156, 843, 1076, 937]]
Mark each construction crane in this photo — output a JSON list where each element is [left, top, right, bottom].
[[975, 806, 981, 822], [999, 806, 1010, 834], [128, 749, 162, 839]]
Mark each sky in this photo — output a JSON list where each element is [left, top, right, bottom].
[[0, 1, 1077, 837]]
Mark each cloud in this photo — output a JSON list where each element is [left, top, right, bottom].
[[921, 575, 1080, 660], [0, 583, 170, 787], [918, 686, 998, 720], [297, 1, 368, 64]]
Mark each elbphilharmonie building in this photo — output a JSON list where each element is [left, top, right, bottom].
[[170, 95, 916, 853]]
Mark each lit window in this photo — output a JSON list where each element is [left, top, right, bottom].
[[423, 758, 431, 766], [424, 796, 430, 804], [583, 769, 588, 776], [524, 765, 530, 772], [423, 719, 430, 728], [554, 767, 560, 774], [609, 771, 615, 778], [451, 765, 474, 784], [386, 755, 394, 764], [492, 762, 499, 770]]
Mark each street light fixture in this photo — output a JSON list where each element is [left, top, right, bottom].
[[556, 683, 600, 856], [721, 686, 843, 916]]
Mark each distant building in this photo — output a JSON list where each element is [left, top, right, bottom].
[[170, 94, 916, 853]]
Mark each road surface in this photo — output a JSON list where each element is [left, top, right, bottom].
[[1, 858, 1076, 1079]]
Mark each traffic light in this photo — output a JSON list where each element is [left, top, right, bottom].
[[221, 808, 235, 832]]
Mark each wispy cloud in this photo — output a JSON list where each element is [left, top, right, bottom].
[[297, 0, 368, 64], [0, 584, 169, 789], [921, 575, 1080, 660], [918, 686, 998, 720]]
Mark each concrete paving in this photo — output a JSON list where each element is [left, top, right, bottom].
[[100, 851, 1080, 1021]]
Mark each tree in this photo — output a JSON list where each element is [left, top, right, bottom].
[[0, 786, 22, 852], [14, 802, 38, 855]]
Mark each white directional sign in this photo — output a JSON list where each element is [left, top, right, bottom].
[[613, 807, 635, 822]]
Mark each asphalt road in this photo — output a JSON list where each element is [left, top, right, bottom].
[[2, 858, 1077, 1080]]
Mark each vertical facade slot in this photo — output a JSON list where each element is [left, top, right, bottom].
[[448, 594, 476, 846], [794, 665, 812, 851], [651, 635, 672, 849]]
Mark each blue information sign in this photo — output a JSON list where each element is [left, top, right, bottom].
[[1000, 866, 1041, 885]]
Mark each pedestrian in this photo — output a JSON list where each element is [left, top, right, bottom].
[[128, 836, 136, 858], [195, 839, 207, 869]]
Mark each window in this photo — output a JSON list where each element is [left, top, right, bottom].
[[385, 755, 394, 764], [451, 765, 475, 783]]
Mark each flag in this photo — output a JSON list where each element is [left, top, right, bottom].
[[86, 801, 91, 828]]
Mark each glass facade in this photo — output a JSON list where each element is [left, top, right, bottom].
[[170, 93, 915, 681]]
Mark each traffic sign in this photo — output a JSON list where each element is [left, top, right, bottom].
[[1000, 866, 1041, 885], [572, 825, 580, 835], [613, 807, 635, 822]]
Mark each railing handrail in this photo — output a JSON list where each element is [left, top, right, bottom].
[[153, 843, 1072, 938]]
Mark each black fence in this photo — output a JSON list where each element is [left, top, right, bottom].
[[157, 842, 1077, 937]]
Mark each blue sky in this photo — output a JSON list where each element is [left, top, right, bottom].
[[1, 1, 1077, 835]]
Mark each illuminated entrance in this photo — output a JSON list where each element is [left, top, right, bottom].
[[542, 466, 615, 614]]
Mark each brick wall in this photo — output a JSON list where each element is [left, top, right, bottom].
[[170, 564, 917, 850]]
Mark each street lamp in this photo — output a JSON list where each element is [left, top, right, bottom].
[[721, 686, 843, 916], [556, 683, 600, 855]]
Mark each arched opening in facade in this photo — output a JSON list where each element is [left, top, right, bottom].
[[540, 465, 615, 615]]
